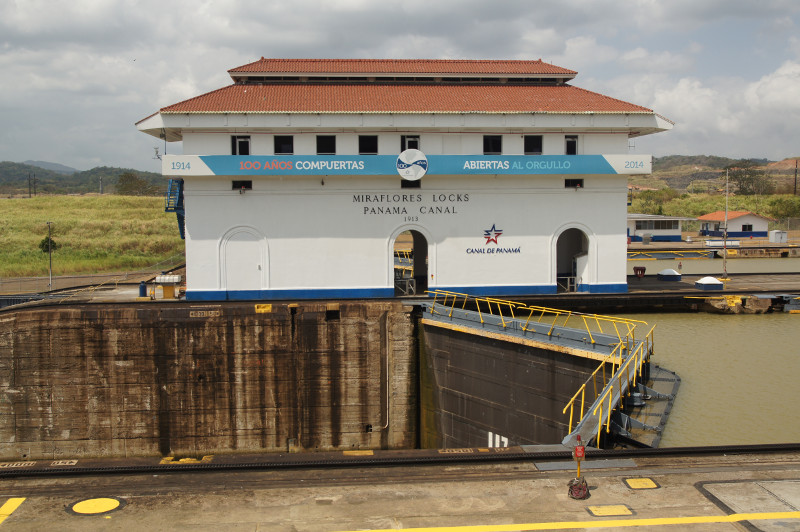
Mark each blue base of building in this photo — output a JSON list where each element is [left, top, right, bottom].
[[630, 235, 683, 242], [186, 282, 629, 301], [186, 287, 395, 301], [695, 284, 724, 291], [700, 231, 767, 238], [578, 283, 628, 293]]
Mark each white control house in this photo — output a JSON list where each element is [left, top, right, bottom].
[[137, 58, 671, 301]]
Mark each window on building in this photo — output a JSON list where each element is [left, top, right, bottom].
[[483, 135, 502, 155], [742, 224, 753, 232], [565, 135, 578, 155], [317, 135, 336, 155], [401, 135, 420, 151], [232, 136, 250, 155], [274, 136, 293, 154], [359, 135, 378, 154], [232, 180, 252, 191], [401, 179, 421, 189], [565, 179, 583, 188], [635, 220, 679, 230], [524, 135, 543, 155]]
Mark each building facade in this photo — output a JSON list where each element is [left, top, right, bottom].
[[698, 211, 771, 238], [627, 214, 695, 242], [137, 58, 671, 301]]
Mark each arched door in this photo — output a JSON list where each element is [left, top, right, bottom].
[[393, 230, 428, 296], [556, 228, 588, 292], [221, 228, 266, 292]]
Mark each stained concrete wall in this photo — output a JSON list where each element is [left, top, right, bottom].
[[0, 301, 417, 460]]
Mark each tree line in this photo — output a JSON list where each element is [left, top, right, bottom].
[[0, 162, 163, 196], [631, 159, 800, 221]]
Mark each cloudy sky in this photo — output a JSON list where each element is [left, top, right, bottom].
[[2, 0, 799, 172]]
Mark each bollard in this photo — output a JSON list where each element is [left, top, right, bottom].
[[568, 435, 590, 500]]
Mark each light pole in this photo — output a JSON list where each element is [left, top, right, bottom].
[[46, 221, 53, 290]]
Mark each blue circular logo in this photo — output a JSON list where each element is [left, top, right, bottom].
[[396, 150, 428, 181]]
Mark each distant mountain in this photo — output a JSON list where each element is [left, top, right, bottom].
[[23, 160, 78, 174], [653, 155, 771, 171], [0, 161, 164, 195], [648, 155, 797, 192]]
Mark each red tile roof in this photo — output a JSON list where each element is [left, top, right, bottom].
[[697, 211, 762, 221], [229, 58, 577, 76], [159, 83, 654, 114]]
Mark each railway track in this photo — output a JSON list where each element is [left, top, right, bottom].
[[2, 443, 799, 480]]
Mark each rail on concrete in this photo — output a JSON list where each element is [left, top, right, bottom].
[[0, 255, 184, 296], [422, 289, 655, 449]]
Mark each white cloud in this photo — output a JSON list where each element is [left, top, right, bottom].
[[745, 60, 800, 111], [553, 36, 619, 70], [620, 47, 693, 73], [629, 60, 800, 160], [0, 0, 799, 169]]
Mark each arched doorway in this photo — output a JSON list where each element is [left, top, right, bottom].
[[393, 230, 428, 296], [220, 227, 266, 292], [556, 228, 588, 292]]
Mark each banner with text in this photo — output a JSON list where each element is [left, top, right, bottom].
[[163, 154, 651, 177]]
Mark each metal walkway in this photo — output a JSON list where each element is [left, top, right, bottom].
[[421, 290, 655, 449]]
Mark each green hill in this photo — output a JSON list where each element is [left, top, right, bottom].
[[0, 162, 164, 196]]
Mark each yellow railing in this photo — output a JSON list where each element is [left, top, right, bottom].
[[394, 249, 413, 264], [426, 290, 655, 448], [561, 325, 655, 447], [426, 289, 647, 348], [627, 250, 715, 260], [425, 289, 656, 448]]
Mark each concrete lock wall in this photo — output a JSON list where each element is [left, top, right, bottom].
[[0, 301, 417, 460]]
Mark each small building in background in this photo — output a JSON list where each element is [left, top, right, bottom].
[[698, 211, 771, 238], [627, 213, 695, 243]]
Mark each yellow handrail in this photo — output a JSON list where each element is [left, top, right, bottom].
[[426, 289, 647, 345], [425, 289, 656, 448], [561, 325, 654, 442], [394, 249, 413, 263], [562, 348, 622, 434], [590, 325, 656, 447]]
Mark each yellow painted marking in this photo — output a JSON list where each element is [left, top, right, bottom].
[[0, 462, 36, 468], [625, 478, 658, 489], [343, 450, 374, 456], [588, 505, 632, 517], [71, 498, 120, 514], [0, 498, 25, 524], [189, 309, 221, 318], [437, 448, 475, 454], [160, 455, 213, 464], [334, 511, 800, 531], [255, 304, 273, 313]]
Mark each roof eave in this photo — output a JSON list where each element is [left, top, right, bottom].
[[136, 113, 183, 142]]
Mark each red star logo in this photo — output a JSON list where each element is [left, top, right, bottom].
[[484, 224, 503, 245]]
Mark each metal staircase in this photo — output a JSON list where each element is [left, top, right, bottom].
[[164, 179, 185, 239]]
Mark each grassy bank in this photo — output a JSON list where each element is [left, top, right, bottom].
[[0, 195, 184, 277]]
